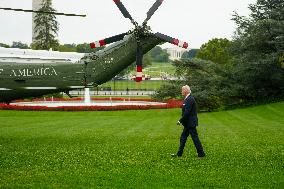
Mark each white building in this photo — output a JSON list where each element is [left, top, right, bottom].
[[166, 48, 188, 61], [32, 0, 45, 42]]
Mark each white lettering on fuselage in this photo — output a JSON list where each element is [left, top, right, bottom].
[[9, 67, 58, 77]]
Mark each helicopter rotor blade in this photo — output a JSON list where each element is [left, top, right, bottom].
[[90, 32, 128, 49], [0, 7, 86, 17], [143, 0, 164, 25], [135, 42, 143, 82], [113, 0, 135, 24], [153, 32, 189, 49]]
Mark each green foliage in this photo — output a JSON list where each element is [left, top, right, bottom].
[[280, 53, 284, 69], [181, 49, 199, 59], [156, 0, 284, 111], [76, 43, 91, 53], [0, 102, 283, 188], [154, 58, 231, 111], [150, 46, 169, 62], [152, 81, 183, 100], [76, 43, 104, 53], [41, 92, 63, 98], [196, 38, 233, 64], [11, 41, 29, 49], [58, 44, 77, 52], [32, 0, 59, 50], [58, 43, 105, 53], [231, 0, 284, 100], [230, 53, 284, 99], [0, 43, 10, 48], [142, 52, 152, 68]]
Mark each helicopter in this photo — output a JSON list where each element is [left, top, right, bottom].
[[0, 0, 188, 103]]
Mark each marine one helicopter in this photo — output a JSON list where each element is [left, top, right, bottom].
[[0, 0, 188, 103]]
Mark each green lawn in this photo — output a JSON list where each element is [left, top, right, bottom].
[[99, 62, 174, 91], [143, 62, 176, 77], [0, 102, 283, 188]]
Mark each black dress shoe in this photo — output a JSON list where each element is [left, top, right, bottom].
[[198, 153, 205, 158]]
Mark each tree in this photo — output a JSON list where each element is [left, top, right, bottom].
[[154, 0, 284, 110], [0, 43, 10, 48], [32, 0, 59, 50], [181, 49, 199, 59], [150, 46, 169, 62], [58, 44, 77, 52], [153, 58, 231, 111], [11, 41, 29, 49], [196, 38, 232, 64], [142, 52, 152, 68], [76, 43, 104, 53], [231, 0, 284, 99]]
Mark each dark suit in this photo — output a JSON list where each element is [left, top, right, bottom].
[[177, 95, 205, 156]]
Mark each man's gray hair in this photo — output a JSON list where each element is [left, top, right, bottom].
[[182, 85, 191, 94]]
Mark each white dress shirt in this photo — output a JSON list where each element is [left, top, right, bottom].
[[184, 93, 190, 100]]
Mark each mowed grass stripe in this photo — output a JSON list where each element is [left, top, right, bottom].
[[0, 102, 283, 188]]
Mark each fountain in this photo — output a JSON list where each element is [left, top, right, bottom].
[[84, 88, 91, 106], [10, 88, 166, 108]]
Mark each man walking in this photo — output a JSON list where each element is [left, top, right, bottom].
[[172, 85, 205, 157]]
